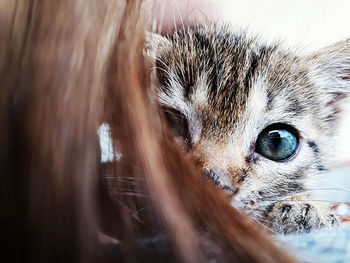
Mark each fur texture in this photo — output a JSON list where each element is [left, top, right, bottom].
[[147, 25, 350, 234]]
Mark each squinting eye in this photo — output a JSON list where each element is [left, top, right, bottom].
[[162, 107, 191, 148], [255, 124, 299, 161]]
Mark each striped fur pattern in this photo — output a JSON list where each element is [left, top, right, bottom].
[[147, 25, 350, 234]]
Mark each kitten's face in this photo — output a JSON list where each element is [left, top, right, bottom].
[[148, 26, 350, 217]]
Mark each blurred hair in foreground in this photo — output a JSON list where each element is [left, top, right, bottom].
[[0, 0, 293, 262]]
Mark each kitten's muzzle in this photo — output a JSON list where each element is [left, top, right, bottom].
[[204, 168, 238, 196]]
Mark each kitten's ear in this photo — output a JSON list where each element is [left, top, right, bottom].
[[144, 32, 171, 60], [307, 39, 350, 104]]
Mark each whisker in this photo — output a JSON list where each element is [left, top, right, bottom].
[[252, 187, 350, 202], [304, 187, 350, 193], [148, 54, 172, 71], [251, 199, 343, 205], [113, 188, 145, 193], [252, 218, 279, 234], [150, 66, 171, 76], [116, 176, 146, 181], [109, 191, 150, 198], [154, 58, 172, 71], [135, 206, 154, 213], [315, 176, 350, 193], [171, 0, 178, 34], [173, 0, 185, 33]]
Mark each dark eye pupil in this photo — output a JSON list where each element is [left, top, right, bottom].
[[255, 125, 298, 161], [269, 131, 283, 149]]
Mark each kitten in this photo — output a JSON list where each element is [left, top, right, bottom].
[[146, 25, 350, 234]]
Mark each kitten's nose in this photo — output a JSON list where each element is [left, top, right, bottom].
[[204, 168, 238, 196]]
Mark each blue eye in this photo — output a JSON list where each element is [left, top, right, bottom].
[[255, 124, 298, 161]]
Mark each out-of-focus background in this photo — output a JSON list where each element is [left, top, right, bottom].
[[220, 0, 350, 163]]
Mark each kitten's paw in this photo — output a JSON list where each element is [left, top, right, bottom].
[[265, 200, 339, 234]]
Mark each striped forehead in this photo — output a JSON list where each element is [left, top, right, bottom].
[[156, 26, 279, 134]]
